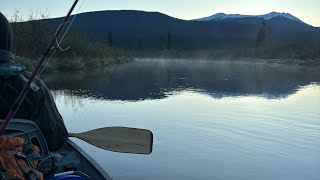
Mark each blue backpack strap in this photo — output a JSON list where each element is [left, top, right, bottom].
[[0, 62, 26, 79]]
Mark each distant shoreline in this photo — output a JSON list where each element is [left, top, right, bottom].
[[133, 57, 320, 69]]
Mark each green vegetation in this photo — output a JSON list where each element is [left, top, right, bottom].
[[9, 10, 319, 71], [132, 21, 319, 63], [15, 55, 129, 72], [10, 10, 131, 72]]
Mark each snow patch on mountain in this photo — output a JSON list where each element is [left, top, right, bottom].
[[195, 12, 303, 23]]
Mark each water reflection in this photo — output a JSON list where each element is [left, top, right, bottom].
[[43, 59, 320, 101], [54, 84, 320, 180], [43, 59, 320, 180]]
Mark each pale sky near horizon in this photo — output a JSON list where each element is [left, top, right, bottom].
[[1, 0, 319, 27]]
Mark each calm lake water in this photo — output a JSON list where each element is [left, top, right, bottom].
[[43, 59, 320, 180]]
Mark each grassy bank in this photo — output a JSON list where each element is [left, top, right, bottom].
[[10, 10, 132, 72], [14, 46, 131, 72], [15, 56, 130, 72], [11, 25, 132, 72]]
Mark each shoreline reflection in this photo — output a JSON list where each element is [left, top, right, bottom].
[[43, 59, 320, 101]]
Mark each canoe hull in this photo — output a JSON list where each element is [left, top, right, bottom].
[[57, 139, 113, 180], [0, 119, 113, 180]]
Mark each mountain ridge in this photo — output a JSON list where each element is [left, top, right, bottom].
[[194, 11, 305, 24], [38, 10, 320, 50]]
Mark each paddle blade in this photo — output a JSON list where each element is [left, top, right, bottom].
[[69, 127, 153, 154]]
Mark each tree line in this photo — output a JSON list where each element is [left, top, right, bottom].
[[9, 9, 320, 62], [107, 31, 172, 50]]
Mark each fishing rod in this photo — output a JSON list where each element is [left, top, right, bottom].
[[0, 0, 80, 135]]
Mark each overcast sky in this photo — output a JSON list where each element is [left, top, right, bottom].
[[1, 0, 319, 26]]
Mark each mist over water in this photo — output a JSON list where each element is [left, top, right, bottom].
[[44, 59, 320, 180]]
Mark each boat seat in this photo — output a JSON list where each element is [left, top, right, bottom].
[[0, 119, 50, 157]]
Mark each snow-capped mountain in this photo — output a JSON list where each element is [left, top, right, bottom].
[[195, 12, 303, 23]]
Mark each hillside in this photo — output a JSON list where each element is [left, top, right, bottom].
[[41, 10, 320, 50]]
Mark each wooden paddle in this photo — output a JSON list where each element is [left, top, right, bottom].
[[69, 127, 153, 154]]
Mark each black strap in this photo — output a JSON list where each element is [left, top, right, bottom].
[[13, 156, 31, 180], [0, 172, 7, 180], [0, 159, 7, 180], [0, 159, 6, 173], [12, 152, 40, 180]]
